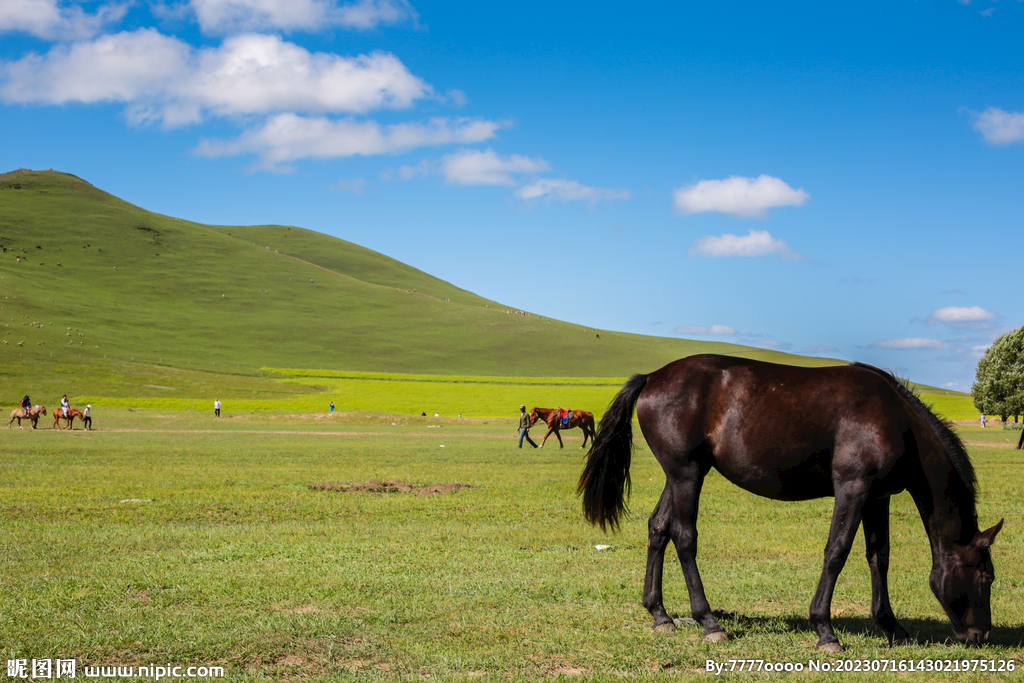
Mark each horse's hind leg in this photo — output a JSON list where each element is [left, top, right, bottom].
[[643, 464, 725, 641], [643, 488, 680, 632], [581, 421, 594, 449], [669, 464, 725, 641], [862, 497, 911, 645]]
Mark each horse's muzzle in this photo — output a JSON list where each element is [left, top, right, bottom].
[[957, 629, 991, 646]]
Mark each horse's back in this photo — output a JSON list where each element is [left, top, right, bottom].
[[636, 355, 915, 500]]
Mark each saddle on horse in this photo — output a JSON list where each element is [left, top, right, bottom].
[[558, 408, 573, 425]]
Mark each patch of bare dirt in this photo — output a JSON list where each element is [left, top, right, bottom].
[[308, 480, 472, 496]]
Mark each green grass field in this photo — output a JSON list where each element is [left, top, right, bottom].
[[2, 413, 1020, 681], [63, 366, 979, 421]]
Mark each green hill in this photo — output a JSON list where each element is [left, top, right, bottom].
[[1, 168, 850, 401]]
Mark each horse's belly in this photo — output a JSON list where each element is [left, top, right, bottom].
[[713, 452, 835, 501]]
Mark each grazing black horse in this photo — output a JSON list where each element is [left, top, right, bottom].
[[578, 354, 1003, 651]]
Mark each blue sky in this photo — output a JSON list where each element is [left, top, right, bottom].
[[1, 0, 1021, 390]]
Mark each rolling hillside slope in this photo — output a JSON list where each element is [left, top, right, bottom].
[[0, 168, 843, 395]]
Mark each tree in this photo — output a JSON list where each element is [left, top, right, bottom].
[[972, 326, 1024, 433]]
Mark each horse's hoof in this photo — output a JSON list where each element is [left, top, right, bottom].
[[653, 622, 677, 634], [817, 641, 844, 653], [704, 631, 729, 643]]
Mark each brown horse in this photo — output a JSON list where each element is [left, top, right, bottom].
[[7, 405, 46, 429], [529, 407, 596, 449], [53, 407, 84, 430], [579, 355, 1003, 651]]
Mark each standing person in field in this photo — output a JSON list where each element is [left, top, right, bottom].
[[981, 413, 987, 428], [518, 405, 537, 449], [83, 404, 92, 430], [330, 401, 335, 412], [214, 398, 221, 417]]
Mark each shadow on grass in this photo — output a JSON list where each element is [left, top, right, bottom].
[[686, 612, 1024, 648]]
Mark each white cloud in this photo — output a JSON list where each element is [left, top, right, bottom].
[[673, 325, 737, 335], [514, 178, 630, 205], [440, 148, 549, 186], [687, 229, 805, 260], [869, 338, 950, 350], [390, 150, 626, 207], [333, 177, 368, 194], [0, 0, 127, 40], [0, 31, 431, 127], [925, 305, 999, 325], [744, 338, 792, 350], [972, 107, 1024, 146], [673, 175, 809, 218], [195, 114, 502, 170], [187, 0, 417, 34], [397, 159, 430, 179]]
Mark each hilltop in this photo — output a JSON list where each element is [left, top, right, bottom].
[[0, 168, 844, 399]]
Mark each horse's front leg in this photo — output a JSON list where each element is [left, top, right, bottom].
[[862, 497, 911, 646], [554, 428, 563, 448], [539, 426, 554, 448], [809, 481, 870, 652]]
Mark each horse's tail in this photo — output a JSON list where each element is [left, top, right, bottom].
[[577, 373, 649, 531]]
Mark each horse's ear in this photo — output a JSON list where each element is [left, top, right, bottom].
[[974, 519, 1004, 550]]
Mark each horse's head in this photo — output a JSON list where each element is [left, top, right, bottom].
[[529, 408, 539, 426], [930, 519, 1003, 646], [38, 406, 46, 416]]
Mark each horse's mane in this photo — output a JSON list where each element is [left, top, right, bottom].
[[850, 362, 977, 508]]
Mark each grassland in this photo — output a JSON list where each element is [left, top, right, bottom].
[[66, 366, 977, 421], [1, 413, 1020, 681]]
